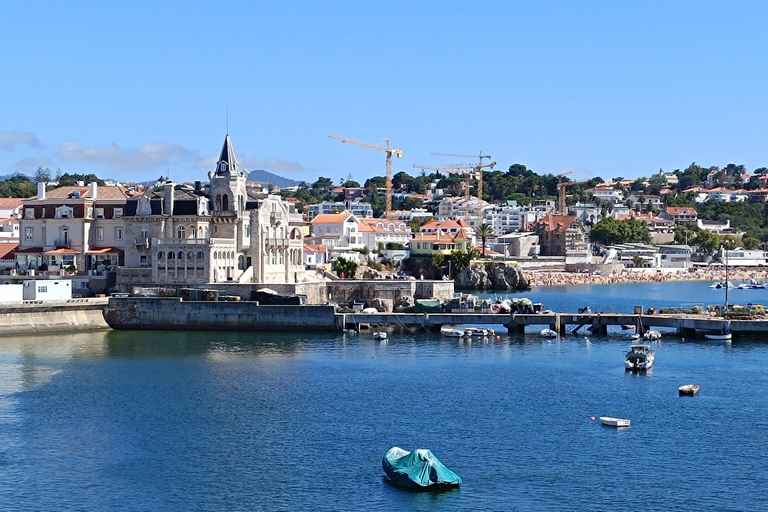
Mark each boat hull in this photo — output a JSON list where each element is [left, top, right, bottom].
[[679, 384, 700, 396], [600, 416, 630, 427]]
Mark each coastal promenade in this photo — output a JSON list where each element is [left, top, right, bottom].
[[339, 311, 762, 337], [525, 267, 766, 287]]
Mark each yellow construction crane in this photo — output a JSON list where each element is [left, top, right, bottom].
[[432, 151, 494, 203], [557, 171, 591, 215], [329, 135, 402, 220]]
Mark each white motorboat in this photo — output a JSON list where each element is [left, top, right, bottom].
[[373, 332, 387, 340], [643, 330, 661, 341], [463, 327, 495, 337], [626, 333, 641, 341], [441, 327, 465, 338], [679, 384, 701, 396], [705, 332, 732, 341], [600, 417, 631, 427], [625, 344, 655, 371], [540, 328, 558, 338]]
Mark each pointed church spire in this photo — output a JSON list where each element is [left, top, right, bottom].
[[216, 134, 239, 175]]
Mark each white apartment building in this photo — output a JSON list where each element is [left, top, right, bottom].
[[307, 201, 373, 219]]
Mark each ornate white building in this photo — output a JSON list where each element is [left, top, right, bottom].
[[119, 135, 305, 286]]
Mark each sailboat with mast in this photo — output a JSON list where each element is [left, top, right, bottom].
[[706, 246, 733, 342]]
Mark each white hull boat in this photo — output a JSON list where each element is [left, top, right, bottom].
[[625, 344, 655, 371], [463, 327, 495, 338], [600, 416, 630, 427], [643, 330, 661, 341], [441, 327, 465, 338], [679, 384, 701, 396], [373, 332, 387, 340], [705, 333, 732, 341], [540, 328, 558, 338]]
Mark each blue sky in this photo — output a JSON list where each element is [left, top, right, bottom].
[[2, 1, 767, 186]]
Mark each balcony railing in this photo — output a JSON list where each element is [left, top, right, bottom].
[[134, 237, 150, 248], [265, 238, 288, 248], [55, 239, 71, 248]]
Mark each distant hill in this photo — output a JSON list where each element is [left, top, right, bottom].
[[247, 169, 302, 188]]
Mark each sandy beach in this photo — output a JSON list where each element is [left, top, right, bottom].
[[526, 268, 768, 288]]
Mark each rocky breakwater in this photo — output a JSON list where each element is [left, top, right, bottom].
[[455, 262, 530, 291]]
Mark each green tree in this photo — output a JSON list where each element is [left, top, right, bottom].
[[631, 255, 645, 268], [742, 236, 762, 250], [0, 174, 36, 197], [34, 166, 51, 184], [333, 257, 358, 279], [476, 223, 494, 257]]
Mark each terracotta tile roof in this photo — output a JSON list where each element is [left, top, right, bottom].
[[31, 186, 129, 201], [0, 198, 23, 208], [666, 207, 697, 216], [303, 244, 327, 253], [0, 243, 18, 259], [537, 214, 576, 232], [310, 212, 353, 224]]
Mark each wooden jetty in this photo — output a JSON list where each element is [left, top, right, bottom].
[[336, 312, 759, 337]]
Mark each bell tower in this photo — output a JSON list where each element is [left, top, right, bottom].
[[209, 134, 248, 214]]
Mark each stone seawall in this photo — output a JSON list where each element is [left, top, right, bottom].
[[103, 298, 337, 331], [0, 298, 110, 336]]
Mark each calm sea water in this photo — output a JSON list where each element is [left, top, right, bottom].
[[1, 282, 768, 511]]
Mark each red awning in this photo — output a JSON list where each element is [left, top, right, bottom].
[[86, 247, 124, 254], [44, 248, 79, 254]]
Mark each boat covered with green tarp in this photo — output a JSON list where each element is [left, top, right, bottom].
[[382, 447, 462, 490], [414, 299, 442, 313]]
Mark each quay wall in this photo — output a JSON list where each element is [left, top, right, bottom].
[[0, 298, 110, 336], [104, 297, 336, 331], [126, 280, 454, 306]]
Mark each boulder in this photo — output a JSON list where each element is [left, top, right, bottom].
[[454, 263, 530, 290]]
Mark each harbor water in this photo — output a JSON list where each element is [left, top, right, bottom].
[[1, 281, 768, 511]]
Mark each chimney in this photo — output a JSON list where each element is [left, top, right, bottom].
[[89, 181, 98, 200], [194, 181, 202, 193], [163, 180, 174, 216], [37, 182, 46, 200]]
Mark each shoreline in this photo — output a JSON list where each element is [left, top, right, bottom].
[[525, 268, 768, 288]]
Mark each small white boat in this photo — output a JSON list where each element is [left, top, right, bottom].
[[679, 384, 700, 396], [441, 327, 465, 338], [626, 333, 641, 341], [373, 332, 387, 340], [540, 328, 558, 338], [625, 344, 655, 371], [463, 327, 495, 337], [643, 330, 661, 341], [705, 332, 732, 341], [600, 416, 630, 427]]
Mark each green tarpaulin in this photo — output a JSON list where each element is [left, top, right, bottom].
[[382, 447, 462, 489]]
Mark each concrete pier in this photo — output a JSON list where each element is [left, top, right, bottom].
[[338, 311, 766, 337]]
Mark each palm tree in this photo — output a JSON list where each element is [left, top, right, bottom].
[[476, 223, 494, 258]]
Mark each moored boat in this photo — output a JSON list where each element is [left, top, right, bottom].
[[643, 330, 661, 341], [440, 327, 465, 338], [600, 416, 630, 427], [464, 327, 495, 337], [373, 332, 387, 340], [625, 344, 655, 371], [705, 332, 732, 341], [540, 328, 558, 338], [679, 384, 700, 396], [382, 447, 462, 490]]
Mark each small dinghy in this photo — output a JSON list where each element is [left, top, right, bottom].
[[679, 384, 700, 396], [540, 328, 558, 338], [463, 327, 495, 337], [382, 447, 462, 490], [373, 332, 387, 340], [643, 330, 661, 341], [600, 416, 630, 427]]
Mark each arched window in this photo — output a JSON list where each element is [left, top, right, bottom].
[[222, 194, 229, 211], [238, 255, 245, 270], [168, 252, 175, 260], [189, 225, 195, 238], [177, 251, 184, 260], [198, 226, 203, 239], [196, 251, 204, 259], [157, 251, 165, 259], [215, 195, 222, 210], [177, 226, 185, 239], [187, 251, 194, 259]]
